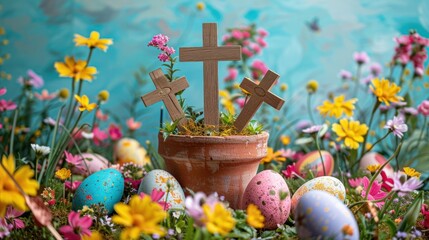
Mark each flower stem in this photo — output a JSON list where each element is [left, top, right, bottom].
[[415, 117, 427, 151], [307, 94, 315, 124], [364, 141, 402, 200], [363, 131, 391, 154], [64, 78, 76, 128], [91, 100, 101, 131], [353, 64, 362, 98], [378, 192, 397, 220], [314, 135, 326, 175]]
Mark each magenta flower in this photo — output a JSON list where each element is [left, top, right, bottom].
[[418, 100, 429, 116], [158, 53, 169, 62], [92, 126, 108, 146], [381, 171, 393, 192], [384, 115, 408, 138], [242, 47, 253, 58], [0, 99, 17, 112], [0, 88, 6, 96], [370, 63, 382, 76], [27, 70, 44, 88], [392, 172, 423, 197], [231, 30, 243, 39], [35, 89, 57, 101], [59, 211, 92, 240], [224, 67, 238, 82], [65, 181, 82, 192], [258, 28, 268, 37], [235, 98, 245, 109], [339, 70, 353, 80], [349, 176, 387, 208], [302, 124, 323, 134], [108, 124, 123, 141], [353, 52, 370, 65], [251, 60, 269, 80], [126, 118, 142, 131], [257, 37, 267, 47], [282, 164, 298, 179]]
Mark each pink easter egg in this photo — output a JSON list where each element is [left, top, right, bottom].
[[360, 152, 394, 178], [241, 170, 291, 229], [296, 151, 334, 177], [74, 153, 109, 175]]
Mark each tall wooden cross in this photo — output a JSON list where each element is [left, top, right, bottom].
[[180, 23, 241, 129], [234, 70, 285, 132], [141, 68, 189, 125]]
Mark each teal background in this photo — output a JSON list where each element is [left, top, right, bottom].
[[1, 0, 429, 143]]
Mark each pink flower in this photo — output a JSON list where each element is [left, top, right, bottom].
[[35, 89, 57, 101], [258, 28, 268, 37], [392, 172, 423, 197], [27, 70, 44, 88], [65, 181, 82, 191], [418, 100, 429, 116], [125, 178, 141, 190], [302, 124, 323, 134], [139, 189, 171, 210], [224, 67, 238, 82], [126, 118, 142, 131], [242, 47, 253, 58], [0, 218, 10, 238], [251, 60, 269, 80], [370, 63, 382, 76], [420, 204, 429, 229], [353, 52, 370, 65], [5, 206, 25, 230], [282, 164, 298, 179], [92, 126, 108, 146], [0, 88, 6, 96], [148, 34, 169, 48], [96, 109, 108, 121], [0, 99, 17, 112], [339, 70, 353, 80], [349, 176, 386, 208], [158, 53, 169, 62], [64, 151, 83, 167], [231, 30, 243, 39], [235, 98, 245, 109], [59, 211, 92, 240], [257, 37, 267, 47], [163, 46, 175, 55], [250, 43, 261, 54], [381, 171, 393, 192], [108, 124, 123, 140]]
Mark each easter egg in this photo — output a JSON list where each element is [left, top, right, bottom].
[[72, 168, 124, 214], [295, 191, 359, 240], [115, 138, 149, 166], [360, 152, 393, 178], [138, 169, 185, 209], [73, 153, 109, 175], [291, 176, 345, 212], [241, 170, 291, 229], [296, 150, 334, 177]]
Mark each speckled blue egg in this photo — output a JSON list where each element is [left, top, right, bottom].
[[72, 168, 124, 214], [138, 169, 185, 209], [295, 191, 359, 240]]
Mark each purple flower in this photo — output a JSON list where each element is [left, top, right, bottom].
[[339, 70, 353, 80], [384, 115, 408, 138], [379, 105, 391, 113], [302, 125, 323, 134], [185, 192, 219, 226], [391, 101, 407, 108], [370, 63, 382, 76], [354, 52, 370, 65], [27, 70, 44, 88], [392, 172, 423, 196], [361, 75, 373, 85], [295, 120, 311, 131], [400, 107, 418, 116], [148, 34, 169, 48]]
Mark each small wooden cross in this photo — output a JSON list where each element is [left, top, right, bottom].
[[180, 23, 241, 129], [141, 68, 189, 125], [234, 70, 285, 132]]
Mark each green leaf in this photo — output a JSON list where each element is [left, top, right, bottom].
[[383, 218, 398, 237], [398, 191, 424, 233]]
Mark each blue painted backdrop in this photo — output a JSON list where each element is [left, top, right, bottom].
[[1, 0, 428, 143]]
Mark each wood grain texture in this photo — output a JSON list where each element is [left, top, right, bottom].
[[234, 70, 285, 132], [141, 68, 188, 125], [178, 23, 242, 129]]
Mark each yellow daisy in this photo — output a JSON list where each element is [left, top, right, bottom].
[[317, 95, 358, 118], [74, 31, 113, 52], [332, 118, 368, 149], [54, 56, 97, 81]]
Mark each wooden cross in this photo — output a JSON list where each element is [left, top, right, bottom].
[[180, 23, 241, 129], [234, 70, 285, 132], [141, 68, 189, 125]]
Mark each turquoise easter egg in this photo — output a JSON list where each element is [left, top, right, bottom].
[[296, 150, 334, 177], [72, 168, 124, 214], [295, 191, 359, 240], [138, 169, 185, 209]]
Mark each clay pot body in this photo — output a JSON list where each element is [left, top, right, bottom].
[[158, 132, 268, 209]]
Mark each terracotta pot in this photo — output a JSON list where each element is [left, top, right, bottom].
[[158, 131, 268, 209]]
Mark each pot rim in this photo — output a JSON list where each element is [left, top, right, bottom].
[[159, 131, 269, 144]]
